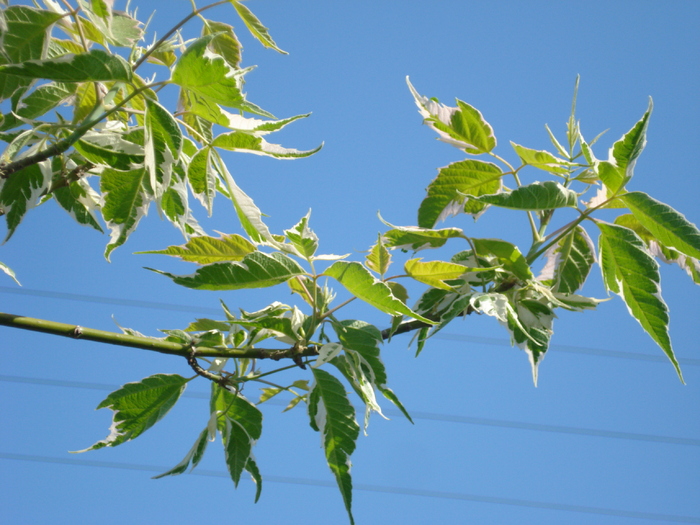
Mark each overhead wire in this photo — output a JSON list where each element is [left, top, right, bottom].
[[2, 374, 698, 447], [1, 452, 698, 523]]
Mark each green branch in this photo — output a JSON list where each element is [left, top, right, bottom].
[[0, 312, 319, 360]]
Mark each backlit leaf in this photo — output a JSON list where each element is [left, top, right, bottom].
[[538, 226, 595, 293], [473, 181, 578, 211], [229, 0, 287, 54], [0, 49, 132, 82], [137, 234, 255, 264]]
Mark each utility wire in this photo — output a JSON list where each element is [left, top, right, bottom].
[[2, 374, 699, 447], [3, 286, 699, 366], [1, 452, 698, 523]]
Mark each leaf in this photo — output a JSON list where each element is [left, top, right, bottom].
[[472, 238, 533, 280], [284, 211, 319, 259], [308, 368, 358, 525], [381, 221, 465, 251], [324, 261, 435, 324], [621, 191, 700, 259], [0, 49, 132, 82], [404, 259, 472, 291], [53, 177, 104, 233], [366, 233, 391, 276], [144, 98, 182, 199], [210, 385, 263, 489], [473, 181, 578, 210], [538, 226, 595, 294], [211, 131, 322, 159], [0, 160, 51, 241], [186, 147, 216, 215], [203, 20, 242, 68], [153, 427, 209, 479], [75, 374, 188, 452], [407, 77, 495, 154], [229, 0, 287, 54], [148, 251, 306, 291], [0, 6, 64, 102], [0, 261, 20, 285], [610, 98, 652, 185], [137, 233, 256, 264], [74, 131, 145, 171], [100, 167, 151, 260], [2, 82, 77, 129], [597, 221, 683, 381], [172, 34, 271, 117], [418, 159, 503, 228], [510, 142, 573, 174]]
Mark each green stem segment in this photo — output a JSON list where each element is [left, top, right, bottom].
[[0, 312, 320, 360]]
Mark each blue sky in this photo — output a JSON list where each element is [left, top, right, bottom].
[[1, 1, 699, 523]]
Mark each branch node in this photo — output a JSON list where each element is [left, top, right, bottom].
[[72, 326, 83, 338], [187, 347, 231, 388]]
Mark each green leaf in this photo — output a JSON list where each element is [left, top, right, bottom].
[[418, 159, 503, 228], [203, 20, 242, 68], [366, 234, 392, 276], [381, 221, 464, 251], [538, 226, 595, 294], [212, 131, 322, 159], [407, 77, 495, 154], [284, 211, 319, 259], [53, 177, 104, 233], [210, 385, 263, 490], [324, 261, 435, 324], [74, 131, 145, 171], [0, 49, 132, 82], [1, 82, 77, 130], [172, 34, 271, 117], [308, 368, 358, 525], [186, 147, 216, 215], [404, 258, 471, 291], [510, 142, 573, 174], [75, 374, 188, 452], [0, 160, 51, 242], [149, 251, 306, 291], [144, 98, 182, 198], [101, 167, 151, 260], [597, 221, 683, 381], [0, 261, 20, 285], [137, 233, 255, 264], [153, 427, 210, 479], [0, 6, 64, 102], [610, 98, 652, 185], [229, 0, 287, 54], [621, 191, 700, 260], [473, 181, 578, 211], [472, 238, 533, 280]]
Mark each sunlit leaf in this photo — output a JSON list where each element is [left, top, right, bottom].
[[212, 131, 322, 159], [229, 0, 287, 54], [407, 77, 495, 154], [75, 374, 188, 452], [472, 238, 533, 280], [366, 233, 391, 276], [324, 261, 435, 323], [538, 226, 595, 293], [417, 159, 503, 228], [0, 49, 132, 82], [510, 142, 573, 174], [621, 191, 700, 260], [0, 160, 51, 241], [148, 251, 305, 291], [137, 233, 256, 264], [597, 221, 682, 381], [308, 368, 358, 525], [153, 427, 209, 479], [0, 261, 20, 285], [472, 181, 578, 210], [404, 258, 471, 291]]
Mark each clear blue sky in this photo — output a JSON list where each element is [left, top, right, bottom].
[[1, 1, 699, 523]]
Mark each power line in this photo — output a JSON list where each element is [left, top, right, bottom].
[[3, 374, 699, 447], [1, 452, 698, 523], [3, 286, 699, 366]]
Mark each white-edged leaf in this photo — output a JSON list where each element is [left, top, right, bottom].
[[308, 368, 358, 525], [472, 181, 578, 211], [538, 226, 595, 293], [137, 233, 255, 264], [152, 427, 209, 479], [597, 221, 682, 381], [74, 374, 188, 452]]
